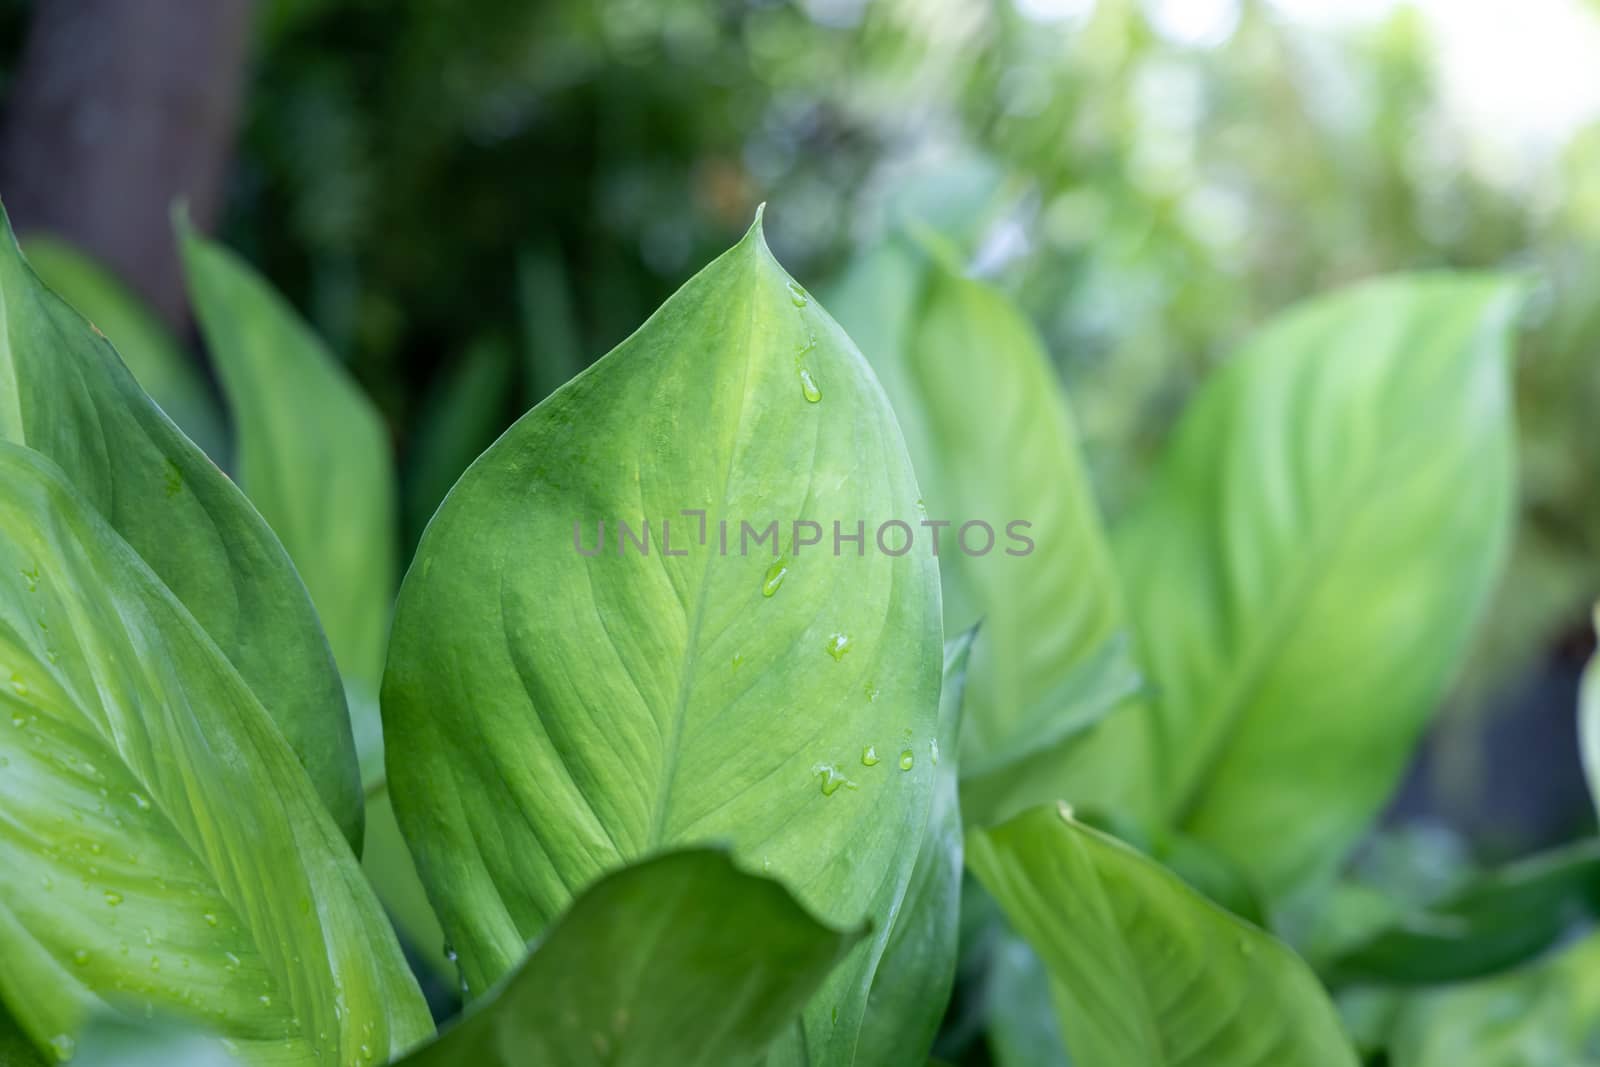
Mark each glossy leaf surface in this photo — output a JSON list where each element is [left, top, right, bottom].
[[0, 445, 430, 1064], [383, 214, 943, 1064]]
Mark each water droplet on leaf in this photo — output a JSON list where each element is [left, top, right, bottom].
[[798, 367, 822, 403], [898, 750, 915, 771], [825, 633, 851, 661], [762, 558, 789, 597], [861, 745, 880, 767]]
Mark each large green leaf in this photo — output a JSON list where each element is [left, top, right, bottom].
[[1116, 275, 1520, 894], [0, 205, 361, 847], [827, 234, 1144, 828], [857, 629, 974, 1067], [179, 225, 396, 720], [20, 238, 226, 461], [0, 444, 431, 1064], [967, 804, 1357, 1067], [383, 212, 943, 1064], [400, 849, 861, 1066], [1388, 932, 1600, 1067]]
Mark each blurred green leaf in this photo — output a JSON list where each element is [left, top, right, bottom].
[[517, 245, 584, 406], [967, 804, 1357, 1067], [0, 444, 430, 1064], [1321, 838, 1600, 987], [858, 629, 974, 1067], [68, 1017, 240, 1067], [0, 205, 361, 847], [1117, 275, 1522, 896], [20, 237, 226, 461], [985, 933, 1071, 1067], [402, 338, 515, 547], [1388, 932, 1600, 1067], [381, 216, 942, 1065], [829, 233, 1146, 829], [177, 222, 453, 977], [179, 223, 396, 725], [398, 849, 862, 1067]]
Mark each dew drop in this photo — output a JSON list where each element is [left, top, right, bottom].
[[798, 367, 822, 403], [813, 763, 854, 797], [861, 745, 880, 767], [149, 955, 160, 973], [443, 942, 458, 965], [129, 792, 151, 812], [762, 558, 789, 597], [731, 652, 744, 672], [1237, 938, 1256, 958], [930, 739, 940, 766], [48, 1034, 75, 1061], [786, 281, 809, 307], [72, 949, 89, 966], [898, 749, 915, 771], [824, 633, 851, 661], [104, 891, 123, 907], [88, 841, 104, 856], [258, 994, 273, 1008], [10, 713, 25, 728], [8, 672, 25, 696], [863, 683, 879, 703], [224, 952, 241, 973], [203, 912, 219, 928]]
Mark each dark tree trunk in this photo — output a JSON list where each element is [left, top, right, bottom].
[[0, 0, 254, 329]]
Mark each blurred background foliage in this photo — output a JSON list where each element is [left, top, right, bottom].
[[4, 0, 1600, 863]]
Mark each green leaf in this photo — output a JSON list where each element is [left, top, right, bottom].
[[398, 849, 862, 1066], [179, 224, 397, 714], [383, 212, 943, 1065], [1388, 932, 1600, 1067], [0, 444, 431, 1064], [19, 238, 226, 462], [1320, 838, 1600, 987], [0, 205, 360, 848], [517, 245, 585, 407], [1116, 275, 1521, 895], [857, 629, 974, 1067], [827, 234, 1143, 828], [967, 804, 1358, 1067], [1580, 604, 1600, 817]]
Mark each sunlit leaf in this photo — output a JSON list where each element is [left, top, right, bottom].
[[1117, 275, 1521, 895], [0, 205, 360, 846], [0, 444, 431, 1064], [967, 804, 1357, 1067], [383, 211, 943, 1065], [828, 233, 1145, 829]]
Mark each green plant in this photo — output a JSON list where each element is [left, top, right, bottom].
[[1, 190, 1589, 1067]]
